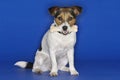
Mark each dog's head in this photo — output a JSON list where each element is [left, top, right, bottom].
[[49, 6, 82, 35]]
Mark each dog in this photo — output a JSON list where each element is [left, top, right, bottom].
[[15, 6, 82, 76]]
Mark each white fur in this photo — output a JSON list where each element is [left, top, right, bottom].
[[14, 61, 27, 68], [32, 22, 79, 76]]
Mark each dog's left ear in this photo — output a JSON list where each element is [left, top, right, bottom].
[[49, 6, 60, 16], [71, 6, 82, 16]]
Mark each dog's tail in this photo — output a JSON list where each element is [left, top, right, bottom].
[[14, 61, 33, 69]]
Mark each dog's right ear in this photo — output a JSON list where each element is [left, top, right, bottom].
[[49, 6, 59, 16]]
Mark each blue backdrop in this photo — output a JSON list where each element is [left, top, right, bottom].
[[0, 0, 120, 80]]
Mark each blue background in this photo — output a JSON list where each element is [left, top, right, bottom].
[[0, 0, 120, 80]]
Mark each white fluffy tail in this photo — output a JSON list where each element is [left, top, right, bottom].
[[14, 61, 33, 69]]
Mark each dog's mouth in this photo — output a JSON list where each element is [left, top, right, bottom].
[[58, 31, 71, 35]]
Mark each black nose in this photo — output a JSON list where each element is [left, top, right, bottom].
[[62, 26, 68, 31]]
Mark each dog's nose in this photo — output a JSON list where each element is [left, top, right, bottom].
[[62, 26, 68, 31]]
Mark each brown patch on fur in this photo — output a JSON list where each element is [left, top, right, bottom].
[[49, 6, 82, 26], [68, 19, 76, 26], [66, 12, 76, 26], [55, 8, 76, 26], [55, 12, 64, 25], [71, 6, 82, 16], [49, 6, 59, 16]]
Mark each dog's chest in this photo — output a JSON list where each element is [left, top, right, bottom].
[[54, 33, 75, 47], [54, 37, 74, 57], [48, 32, 76, 56]]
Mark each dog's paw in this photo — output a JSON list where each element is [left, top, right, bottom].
[[49, 71, 58, 77], [32, 68, 42, 74], [70, 70, 79, 76]]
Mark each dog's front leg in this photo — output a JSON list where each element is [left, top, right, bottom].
[[67, 48, 79, 76], [49, 49, 58, 76]]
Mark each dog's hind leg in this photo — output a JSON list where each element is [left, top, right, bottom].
[[32, 50, 48, 74]]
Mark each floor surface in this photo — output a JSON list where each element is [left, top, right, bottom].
[[1, 60, 120, 80]]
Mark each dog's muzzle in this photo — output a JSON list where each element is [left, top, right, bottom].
[[58, 31, 71, 35], [58, 25, 71, 35]]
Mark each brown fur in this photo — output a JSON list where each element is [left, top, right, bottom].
[[55, 8, 76, 26], [49, 6, 82, 26]]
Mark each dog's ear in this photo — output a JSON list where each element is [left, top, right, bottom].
[[49, 6, 60, 16], [71, 6, 82, 16]]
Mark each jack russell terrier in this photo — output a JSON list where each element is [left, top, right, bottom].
[[15, 6, 82, 76]]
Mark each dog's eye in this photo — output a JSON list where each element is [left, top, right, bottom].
[[68, 17, 73, 21], [58, 17, 62, 21]]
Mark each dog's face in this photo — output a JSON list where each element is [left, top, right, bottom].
[[49, 6, 82, 35]]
